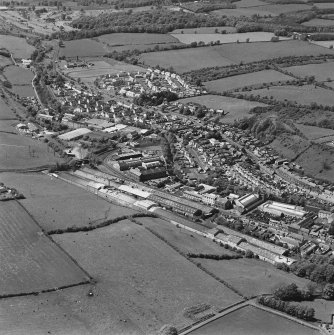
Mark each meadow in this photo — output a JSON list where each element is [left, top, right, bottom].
[[204, 70, 293, 93], [54, 220, 243, 333], [0, 172, 138, 232], [0, 201, 90, 296], [211, 7, 278, 17], [315, 2, 334, 9], [0, 54, 12, 67], [0, 96, 17, 119], [10, 85, 35, 97], [4, 65, 33, 85], [310, 40, 334, 49], [189, 305, 319, 335], [302, 19, 334, 27], [234, 0, 268, 7], [287, 61, 334, 82], [59, 39, 107, 58], [178, 95, 267, 123], [295, 124, 334, 140], [247, 85, 334, 106], [171, 26, 237, 34], [0, 35, 35, 58]]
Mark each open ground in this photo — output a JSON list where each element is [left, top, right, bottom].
[[0, 201, 90, 296], [0, 172, 138, 232]]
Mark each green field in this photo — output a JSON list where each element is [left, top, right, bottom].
[[0, 35, 35, 58], [178, 94, 267, 123], [302, 19, 334, 27], [4, 65, 33, 85], [0, 54, 12, 67], [0, 201, 90, 296], [287, 61, 334, 82], [171, 26, 237, 34], [60, 39, 107, 58], [248, 85, 334, 106], [0, 172, 138, 232], [205, 69, 293, 92], [189, 305, 319, 335], [54, 220, 242, 333], [295, 124, 334, 140], [0, 96, 17, 119]]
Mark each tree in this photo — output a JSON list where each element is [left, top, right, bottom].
[[323, 284, 334, 300], [273, 283, 301, 301]]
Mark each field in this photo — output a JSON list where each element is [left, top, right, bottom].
[[310, 40, 334, 49], [287, 61, 334, 82], [0, 96, 17, 119], [10, 85, 35, 97], [315, 2, 334, 9], [189, 305, 319, 335], [59, 39, 107, 58], [4, 65, 33, 85], [178, 94, 267, 123], [204, 70, 293, 93], [247, 85, 334, 106], [140, 40, 334, 73], [302, 19, 334, 27], [0, 172, 138, 232], [235, 0, 268, 8], [0, 54, 12, 67], [0, 34, 35, 58], [295, 124, 334, 140], [53, 220, 242, 333], [63, 59, 144, 82], [171, 26, 237, 34], [0, 201, 90, 296], [300, 299, 334, 323], [211, 7, 279, 17], [171, 32, 289, 45]]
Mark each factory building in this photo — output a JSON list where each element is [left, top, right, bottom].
[[234, 193, 263, 213], [260, 201, 307, 218]]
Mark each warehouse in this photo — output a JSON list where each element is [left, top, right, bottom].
[[58, 128, 91, 141], [260, 201, 307, 218], [134, 200, 158, 211], [118, 185, 151, 199], [235, 193, 263, 213], [129, 167, 167, 182], [115, 151, 143, 161]]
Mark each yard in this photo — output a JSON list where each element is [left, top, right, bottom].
[[204, 70, 293, 93], [53, 220, 243, 333], [0, 172, 138, 232], [0, 201, 90, 296], [287, 61, 334, 82]]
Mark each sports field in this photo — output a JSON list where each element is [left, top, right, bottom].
[[287, 61, 334, 82], [0, 172, 138, 232], [178, 95, 267, 123], [54, 220, 242, 333], [0, 35, 35, 58], [204, 70, 293, 92], [189, 305, 319, 335], [248, 85, 334, 106], [0, 201, 90, 296]]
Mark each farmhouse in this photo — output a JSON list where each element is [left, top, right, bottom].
[[58, 128, 92, 141]]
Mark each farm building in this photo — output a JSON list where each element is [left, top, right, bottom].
[[58, 128, 91, 141], [259, 201, 307, 218]]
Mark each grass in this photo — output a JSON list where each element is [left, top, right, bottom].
[[247, 85, 334, 106], [171, 32, 287, 45], [189, 305, 319, 335], [0, 55, 12, 67], [178, 95, 267, 123], [300, 299, 334, 323], [302, 19, 334, 27], [235, 0, 268, 8], [0, 96, 17, 119], [59, 39, 107, 58], [0, 34, 35, 58], [4, 65, 33, 85], [310, 40, 334, 49], [205, 69, 293, 92], [10, 85, 35, 97], [294, 124, 334, 140], [0, 172, 138, 232], [0, 132, 61, 169], [287, 61, 334, 82], [196, 258, 311, 298], [53, 220, 243, 333], [0, 201, 90, 296], [171, 27, 237, 34], [211, 7, 279, 17]]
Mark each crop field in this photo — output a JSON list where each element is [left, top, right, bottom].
[[196, 258, 310, 297], [189, 305, 319, 335], [0, 201, 90, 296], [247, 85, 334, 106], [171, 32, 289, 45], [141, 40, 334, 73], [0, 35, 35, 58], [63, 60, 144, 82], [204, 70, 293, 93], [53, 220, 242, 333], [178, 95, 267, 123], [287, 61, 334, 82], [0, 172, 138, 232], [302, 19, 334, 27], [59, 39, 107, 58], [171, 26, 237, 34], [4, 65, 33, 85], [294, 124, 334, 140], [0, 132, 62, 169]]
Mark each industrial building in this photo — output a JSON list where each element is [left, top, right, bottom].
[[58, 128, 92, 141], [234, 193, 263, 213], [129, 167, 167, 182], [259, 201, 307, 218], [115, 151, 142, 161]]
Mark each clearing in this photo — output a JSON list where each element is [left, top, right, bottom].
[[204, 70, 293, 93], [178, 95, 267, 123], [0, 172, 138, 232], [53, 220, 242, 333], [247, 85, 334, 106], [287, 61, 334, 82], [189, 305, 319, 335], [0, 201, 90, 296], [0, 35, 35, 59]]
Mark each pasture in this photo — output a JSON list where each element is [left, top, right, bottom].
[[0, 55, 12, 67], [4, 65, 33, 85], [178, 95, 267, 123], [204, 70, 293, 93], [0, 132, 61, 169], [63, 60, 144, 82], [302, 19, 334, 27], [0, 96, 17, 119], [310, 40, 334, 49], [295, 124, 334, 140], [0, 172, 138, 232], [211, 7, 278, 17], [235, 0, 267, 7], [10, 85, 35, 97], [59, 39, 107, 58], [171, 32, 289, 45], [0, 201, 89, 296], [196, 258, 310, 297], [53, 220, 242, 333], [287, 61, 334, 82], [189, 305, 318, 335], [0, 35, 35, 59], [315, 2, 334, 9], [247, 85, 334, 106]]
